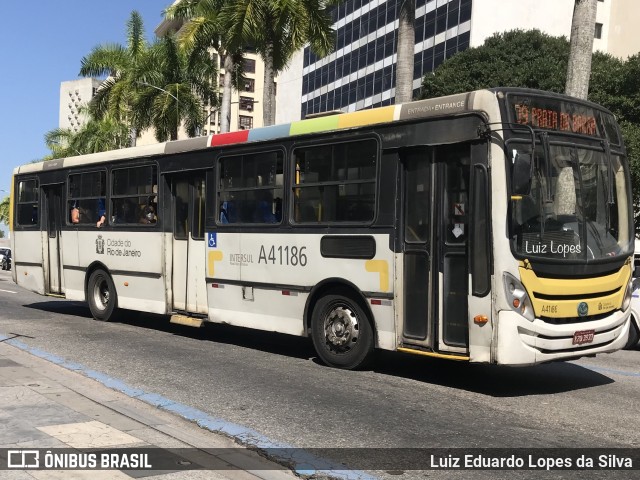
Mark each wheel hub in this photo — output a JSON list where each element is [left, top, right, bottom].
[[324, 306, 359, 348], [94, 278, 109, 310]]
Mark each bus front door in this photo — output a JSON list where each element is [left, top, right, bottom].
[[170, 172, 208, 315], [401, 146, 470, 354], [43, 184, 64, 295]]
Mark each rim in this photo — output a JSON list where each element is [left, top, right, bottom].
[[322, 302, 360, 354], [92, 275, 109, 312]]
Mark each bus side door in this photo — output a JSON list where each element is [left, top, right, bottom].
[[169, 172, 208, 314], [400, 145, 471, 354], [42, 184, 65, 295]]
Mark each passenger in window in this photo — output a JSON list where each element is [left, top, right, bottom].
[[139, 197, 157, 224], [70, 203, 80, 224], [220, 201, 229, 224], [96, 198, 106, 228], [114, 199, 135, 224]]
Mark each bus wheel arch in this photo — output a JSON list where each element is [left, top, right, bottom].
[[305, 279, 376, 369], [625, 314, 640, 349], [85, 263, 119, 321]]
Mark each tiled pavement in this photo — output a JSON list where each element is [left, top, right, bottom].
[[0, 342, 299, 480]]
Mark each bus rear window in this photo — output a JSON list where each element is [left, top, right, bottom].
[[16, 179, 39, 226]]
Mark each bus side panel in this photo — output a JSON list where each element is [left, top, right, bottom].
[[13, 231, 45, 295], [62, 230, 83, 301], [206, 232, 395, 345], [76, 230, 166, 314], [209, 285, 307, 336], [113, 273, 167, 314], [466, 275, 493, 362]]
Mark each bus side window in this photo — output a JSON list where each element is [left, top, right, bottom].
[[219, 200, 238, 224], [300, 203, 317, 222]]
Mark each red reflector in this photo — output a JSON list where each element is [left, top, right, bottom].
[[212, 283, 219, 288], [282, 291, 290, 296], [371, 299, 382, 305]]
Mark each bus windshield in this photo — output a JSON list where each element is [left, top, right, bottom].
[[510, 142, 633, 263]]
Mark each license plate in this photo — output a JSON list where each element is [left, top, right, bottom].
[[573, 329, 595, 345]]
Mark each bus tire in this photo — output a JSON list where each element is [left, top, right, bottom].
[[625, 317, 639, 349], [311, 293, 374, 369], [87, 269, 118, 321]]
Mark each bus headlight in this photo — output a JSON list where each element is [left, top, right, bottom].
[[503, 272, 535, 321], [622, 279, 634, 311]]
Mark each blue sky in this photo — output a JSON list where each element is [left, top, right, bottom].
[[0, 1, 167, 201]]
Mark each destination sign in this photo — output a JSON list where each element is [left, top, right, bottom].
[[507, 95, 605, 138]]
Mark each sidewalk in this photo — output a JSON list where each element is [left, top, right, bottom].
[[0, 342, 299, 480]]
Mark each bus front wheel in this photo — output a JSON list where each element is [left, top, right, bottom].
[[625, 317, 639, 349], [87, 269, 118, 321], [311, 293, 374, 369]]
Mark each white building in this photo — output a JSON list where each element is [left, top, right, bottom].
[[276, 0, 640, 124], [59, 78, 102, 132]]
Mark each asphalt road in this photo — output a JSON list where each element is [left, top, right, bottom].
[[1, 268, 639, 479]]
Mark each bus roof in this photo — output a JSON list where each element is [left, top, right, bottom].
[[15, 87, 610, 176], [14, 89, 485, 176]]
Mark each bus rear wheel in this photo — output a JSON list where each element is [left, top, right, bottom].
[[311, 293, 374, 369], [87, 269, 118, 321]]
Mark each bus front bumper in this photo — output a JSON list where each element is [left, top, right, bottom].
[[495, 309, 630, 366]]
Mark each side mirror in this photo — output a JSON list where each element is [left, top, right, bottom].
[[512, 153, 532, 196]]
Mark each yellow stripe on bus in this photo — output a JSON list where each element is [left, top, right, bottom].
[[365, 260, 389, 292], [207, 250, 223, 277], [398, 347, 470, 361]]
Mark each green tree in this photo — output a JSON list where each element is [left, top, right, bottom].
[[421, 30, 571, 98], [79, 11, 150, 144], [0, 196, 9, 227], [81, 10, 217, 142], [135, 35, 218, 141], [164, 0, 243, 133], [45, 112, 132, 158], [225, 0, 336, 126]]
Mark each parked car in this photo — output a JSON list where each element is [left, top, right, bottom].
[[627, 241, 640, 349], [0, 247, 10, 271]]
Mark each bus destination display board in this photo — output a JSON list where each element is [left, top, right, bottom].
[[507, 95, 604, 138]]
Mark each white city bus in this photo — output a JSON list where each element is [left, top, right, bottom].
[[10, 88, 635, 369]]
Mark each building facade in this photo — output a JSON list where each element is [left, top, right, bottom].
[[59, 78, 102, 132], [198, 51, 266, 136], [154, 4, 268, 137], [276, 0, 640, 124]]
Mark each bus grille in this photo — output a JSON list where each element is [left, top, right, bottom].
[[540, 312, 613, 325]]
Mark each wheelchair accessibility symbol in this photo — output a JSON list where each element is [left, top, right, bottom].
[[207, 232, 217, 248]]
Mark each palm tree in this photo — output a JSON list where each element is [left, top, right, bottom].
[[135, 35, 218, 141], [79, 11, 150, 144], [45, 113, 132, 159], [395, 0, 416, 104], [565, 0, 598, 99], [164, 0, 243, 134], [225, 0, 336, 126]]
